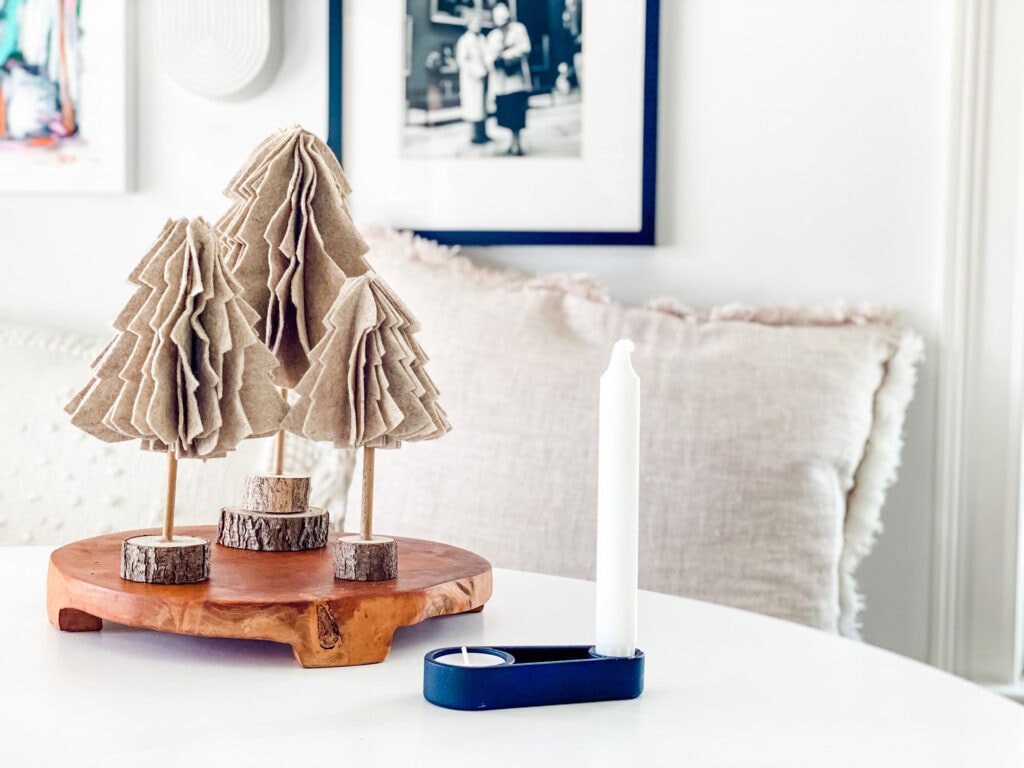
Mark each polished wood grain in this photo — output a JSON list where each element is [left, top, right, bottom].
[[47, 526, 492, 667]]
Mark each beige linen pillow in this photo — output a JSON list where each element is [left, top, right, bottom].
[[348, 229, 922, 637]]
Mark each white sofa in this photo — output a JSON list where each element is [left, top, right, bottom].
[[0, 228, 922, 639]]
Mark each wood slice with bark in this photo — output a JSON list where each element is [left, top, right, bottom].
[[120, 535, 210, 584], [243, 474, 310, 513], [335, 536, 398, 581], [218, 507, 329, 551]]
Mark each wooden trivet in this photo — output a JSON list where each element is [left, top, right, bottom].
[[47, 526, 492, 668]]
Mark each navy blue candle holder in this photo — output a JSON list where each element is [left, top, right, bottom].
[[423, 645, 645, 710]]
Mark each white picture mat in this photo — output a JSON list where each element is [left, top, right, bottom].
[[342, 0, 646, 232], [0, 1, 129, 194]]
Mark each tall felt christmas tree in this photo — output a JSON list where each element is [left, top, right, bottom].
[[66, 217, 288, 583], [217, 126, 373, 474]]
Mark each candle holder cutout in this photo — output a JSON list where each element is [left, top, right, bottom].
[[65, 218, 288, 583]]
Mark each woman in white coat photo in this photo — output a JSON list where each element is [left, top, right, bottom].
[[456, 14, 491, 145]]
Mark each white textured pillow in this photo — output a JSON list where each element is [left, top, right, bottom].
[[347, 229, 923, 637], [0, 323, 349, 545]]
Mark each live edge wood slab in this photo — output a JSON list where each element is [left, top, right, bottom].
[[46, 526, 492, 668]]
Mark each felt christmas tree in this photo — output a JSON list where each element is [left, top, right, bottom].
[[283, 272, 451, 580], [65, 217, 288, 583], [217, 126, 374, 475], [217, 125, 372, 382]]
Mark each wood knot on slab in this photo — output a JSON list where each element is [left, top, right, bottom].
[[316, 602, 341, 649]]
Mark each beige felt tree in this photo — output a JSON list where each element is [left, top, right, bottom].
[[65, 217, 288, 583], [217, 126, 374, 474], [283, 272, 451, 580]]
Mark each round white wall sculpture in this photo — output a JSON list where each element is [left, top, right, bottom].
[[156, 0, 283, 101]]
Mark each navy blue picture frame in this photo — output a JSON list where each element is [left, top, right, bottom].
[[327, 0, 660, 247]]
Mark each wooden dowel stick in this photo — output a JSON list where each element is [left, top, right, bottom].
[[273, 387, 287, 475], [361, 447, 375, 541], [163, 450, 178, 542], [274, 430, 286, 475]]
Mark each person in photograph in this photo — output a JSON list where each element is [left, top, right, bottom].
[[424, 49, 445, 127], [456, 13, 490, 145], [487, 2, 531, 156]]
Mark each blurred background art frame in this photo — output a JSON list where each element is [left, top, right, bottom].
[[0, 0, 130, 193], [329, 0, 660, 246]]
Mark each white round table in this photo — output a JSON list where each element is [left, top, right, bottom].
[[2, 547, 1021, 766]]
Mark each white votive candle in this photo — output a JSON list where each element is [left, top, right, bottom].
[[434, 647, 507, 667], [595, 340, 640, 658]]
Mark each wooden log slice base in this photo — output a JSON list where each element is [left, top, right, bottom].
[[47, 526, 492, 668], [120, 535, 210, 584], [335, 536, 398, 581], [243, 473, 310, 513], [218, 507, 329, 551]]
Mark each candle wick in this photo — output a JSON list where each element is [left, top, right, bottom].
[[461, 646, 470, 665]]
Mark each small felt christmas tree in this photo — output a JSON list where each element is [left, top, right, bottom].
[[283, 272, 451, 580], [283, 274, 449, 448], [217, 126, 374, 475], [66, 217, 288, 583]]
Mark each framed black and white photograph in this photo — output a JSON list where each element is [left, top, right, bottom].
[[329, 0, 659, 246]]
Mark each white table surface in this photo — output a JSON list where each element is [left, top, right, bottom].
[[2, 547, 1022, 767]]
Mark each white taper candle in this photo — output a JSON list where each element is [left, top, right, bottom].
[[595, 339, 640, 658]]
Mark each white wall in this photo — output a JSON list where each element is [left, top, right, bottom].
[[0, 1, 329, 333], [0, 0, 955, 662]]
